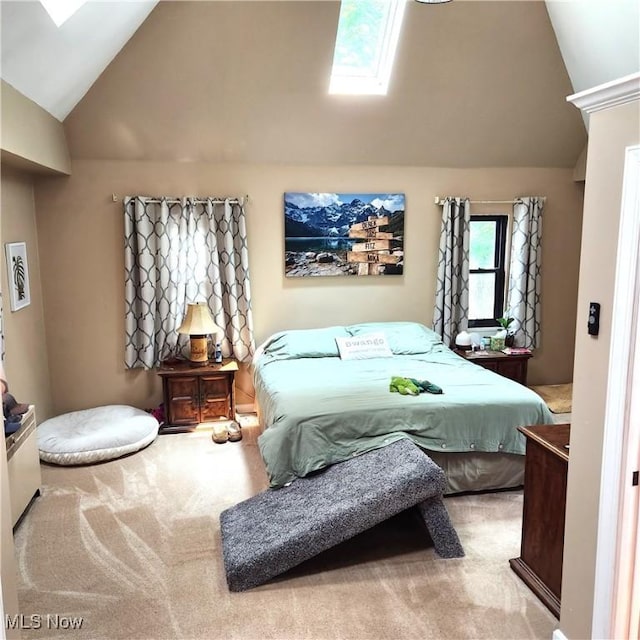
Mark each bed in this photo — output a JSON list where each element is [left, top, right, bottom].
[[253, 322, 554, 493]]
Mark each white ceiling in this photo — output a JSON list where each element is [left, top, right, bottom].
[[0, 0, 638, 123], [0, 0, 158, 121], [545, 0, 640, 95]]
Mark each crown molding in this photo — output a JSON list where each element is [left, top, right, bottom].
[[567, 72, 640, 114]]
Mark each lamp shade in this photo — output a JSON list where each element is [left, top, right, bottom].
[[178, 302, 219, 336]]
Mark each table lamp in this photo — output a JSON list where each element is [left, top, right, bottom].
[[177, 302, 220, 365]]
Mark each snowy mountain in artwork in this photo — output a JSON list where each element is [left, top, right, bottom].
[[284, 192, 404, 238]]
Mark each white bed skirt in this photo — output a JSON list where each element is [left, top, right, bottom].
[[428, 451, 525, 495]]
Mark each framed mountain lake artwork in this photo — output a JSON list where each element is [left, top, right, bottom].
[[284, 192, 405, 277], [5, 242, 30, 311]]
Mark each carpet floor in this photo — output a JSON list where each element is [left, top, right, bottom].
[[530, 383, 573, 414], [13, 426, 557, 640]]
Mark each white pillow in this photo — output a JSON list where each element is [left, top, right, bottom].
[[335, 332, 393, 360]]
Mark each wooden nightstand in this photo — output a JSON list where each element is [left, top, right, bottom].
[[454, 349, 532, 385], [158, 359, 238, 431]]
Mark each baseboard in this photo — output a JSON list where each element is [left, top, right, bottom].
[[552, 629, 568, 640], [236, 403, 256, 414]]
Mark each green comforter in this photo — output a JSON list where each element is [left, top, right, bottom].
[[255, 323, 553, 488]]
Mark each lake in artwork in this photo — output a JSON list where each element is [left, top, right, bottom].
[[284, 192, 405, 277]]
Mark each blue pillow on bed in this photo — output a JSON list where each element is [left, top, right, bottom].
[[346, 322, 443, 355], [260, 326, 349, 359]]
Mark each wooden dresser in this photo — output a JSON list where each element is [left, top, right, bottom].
[[509, 423, 570, 618], [6, 405, 41, 528]]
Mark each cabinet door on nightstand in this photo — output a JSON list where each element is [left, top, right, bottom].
[[497, 359, 527, 384], [166, 376, 200, 425], [480, 360, 498, 373], [199, 375, 231, 421]]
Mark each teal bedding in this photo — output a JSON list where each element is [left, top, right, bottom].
[[255, 322, 553, 488]]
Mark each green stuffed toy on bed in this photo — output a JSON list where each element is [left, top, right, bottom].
[[389, 376, 443, 396]]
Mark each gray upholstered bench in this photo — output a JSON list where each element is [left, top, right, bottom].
[[220, 438, 464, 591]]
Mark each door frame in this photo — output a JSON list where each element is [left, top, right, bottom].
[[592, 144, 640, 638]]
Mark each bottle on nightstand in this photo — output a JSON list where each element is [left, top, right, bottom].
[[214, 342, 222, 363]]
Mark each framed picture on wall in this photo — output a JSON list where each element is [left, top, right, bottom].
[[5, 242, 30, 311], [284, 192, 405, 277]]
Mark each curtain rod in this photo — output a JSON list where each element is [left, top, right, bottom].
[[112, 194, 249, 205], [434, 196, 516, 205], [433, 196, 546, 205]]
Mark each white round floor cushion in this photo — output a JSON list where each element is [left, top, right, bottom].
[[38, 405, 159, 465]]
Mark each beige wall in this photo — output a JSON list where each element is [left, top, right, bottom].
[[0, 190, 20, 640], [1, 169, 54, 420], [34, 160, 582, 415], [63, 1, 585, 168], [561, 100, 640, 638], [1, 81, 71, 176], [0, 89, 66, 626]]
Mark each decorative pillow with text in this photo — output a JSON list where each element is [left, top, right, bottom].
[[335, 333, 393, 360]]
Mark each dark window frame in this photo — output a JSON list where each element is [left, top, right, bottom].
[[468, 215, 508, 328]]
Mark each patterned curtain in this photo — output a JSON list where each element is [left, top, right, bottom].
[[507, 197, 544, 349], [433, 197, 471, 347], [124, 196, 255, 369]]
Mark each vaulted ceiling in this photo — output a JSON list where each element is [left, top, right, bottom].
[[1, 1, 638, 168], [1, 1, 157, 121]]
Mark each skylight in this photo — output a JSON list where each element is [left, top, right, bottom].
[[329, 0, 407, 96], [40, 0, 87, 27]]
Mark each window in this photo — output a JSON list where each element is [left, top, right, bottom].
[[468, 215, 508, 327], [329, 0, 407, 96]]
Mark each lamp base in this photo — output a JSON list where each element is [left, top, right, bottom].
[[188, 335, 209, 365]]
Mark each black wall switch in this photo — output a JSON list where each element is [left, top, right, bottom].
[[588, 302, 600, 336]]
